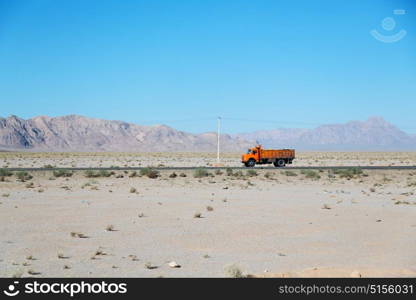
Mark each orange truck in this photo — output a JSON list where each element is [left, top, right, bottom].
[[241, 145, 295, 167]]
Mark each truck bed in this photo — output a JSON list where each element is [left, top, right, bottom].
[[260, 149, 295, 159]]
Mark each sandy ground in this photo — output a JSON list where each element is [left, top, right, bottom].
[[1, 151, 416, 168], [0, 153, 416, 278]]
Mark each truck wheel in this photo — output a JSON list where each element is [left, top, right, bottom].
[[246, 159, 256, 167], [274, 159, 285, 167]]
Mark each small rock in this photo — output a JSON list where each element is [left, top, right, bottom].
[[321, 204, 331, 210], [168, 261, 181, 268]]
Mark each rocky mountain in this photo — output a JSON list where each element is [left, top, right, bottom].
[[0, 115, 250, 152], [235, 117, 416, 150], [0, 115, 414, 151]]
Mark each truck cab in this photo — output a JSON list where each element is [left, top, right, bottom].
[[242, 146, 261, 166]]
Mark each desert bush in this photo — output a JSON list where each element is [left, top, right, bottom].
[[25, 182, 34, 188], [53, 169, 73, 178], [43, 164, 55, 169], [179, 172, 187, 177], [394, 200, 411, 205], [84, 170, 98, 178], [140, 168, 159, 178], [194, 168, 209, 178], [98, 170, 112, 177], [139, 168, 151, 176], [129, 171, 138, 178], [246, 169, 257, 177], [215, 169, 223, 175], [16, 171, 33, 182], [147, 169, 159, 178], [169, 172, 177, 178], [224, 264, 244, 278], [0, 168, 13, 177], [284, 170, 298, 176], [130, 187, 137, 193], [333, 167, 363, 179], [226, 168, 234, 176], [233, 170, 244, 178], [301, 170, 321, 180], [84, 170, 112, 178], [81, 182, 93, 189]]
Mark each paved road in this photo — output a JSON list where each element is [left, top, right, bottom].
[[4, 166, 416, 171]]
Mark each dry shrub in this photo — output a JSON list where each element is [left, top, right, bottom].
[[140, 168, 159, 178], [224, 264, 244, 278], [53, 169, 73, 177], [333, 168, 363, 179], [301, 170, 320, 180], [246, 169, 257, 177], [194, 168, 209, 178], [16, 171, 32, 182]]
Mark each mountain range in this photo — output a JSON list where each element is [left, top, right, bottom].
[[235, 116, 416, 151], [0, 115, 415, 151]]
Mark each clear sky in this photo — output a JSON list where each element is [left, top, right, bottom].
[[0, 0, 415, 134]]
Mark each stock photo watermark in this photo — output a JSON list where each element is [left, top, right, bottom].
[[2, 280, 128, 297], [370, 9, 407, 43]]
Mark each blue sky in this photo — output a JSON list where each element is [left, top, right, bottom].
[[0, 0, 415, 134]]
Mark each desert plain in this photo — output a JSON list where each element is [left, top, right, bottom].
[[0, 151, 415, 278]]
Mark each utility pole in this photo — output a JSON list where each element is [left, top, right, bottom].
[[217, 116, 221, 163]]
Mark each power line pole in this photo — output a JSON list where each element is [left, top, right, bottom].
[[217, 116, 221, 163]]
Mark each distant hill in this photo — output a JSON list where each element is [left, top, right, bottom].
[[0, 115, 414, 151], [0, 115, 250, 152], [235, 117, 416, 150]]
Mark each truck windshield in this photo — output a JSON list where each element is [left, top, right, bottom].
[[247, 149, 251, 154]]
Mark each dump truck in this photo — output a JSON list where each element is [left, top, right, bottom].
[[241, 145, 295, 167]]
